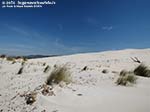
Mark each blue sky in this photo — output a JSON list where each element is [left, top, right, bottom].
[[0, 0, 150, 55]]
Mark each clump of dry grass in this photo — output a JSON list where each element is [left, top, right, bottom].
[[134, 64, 150, 77], [46, 65, 72, 85], [116, 70, 137, 86]]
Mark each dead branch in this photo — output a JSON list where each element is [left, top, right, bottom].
[[131, 57, 141, 63]]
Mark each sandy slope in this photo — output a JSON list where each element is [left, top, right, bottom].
[[0, 49, 150, 112]]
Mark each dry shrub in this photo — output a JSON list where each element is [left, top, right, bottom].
[[116, 70, 137, 86], [46, 65, 71, 85], [134, 64, 150, 77]]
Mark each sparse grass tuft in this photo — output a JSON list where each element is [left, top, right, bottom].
[[46, 65, 71, 85], [44, 65, 50, 73], [116, 70, 137, 86], [134, 64, 150, 77]]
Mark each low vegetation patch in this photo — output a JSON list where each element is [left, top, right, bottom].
[[6, 57, 15, 61], [46, 65, 72, 85], [134, 64, 150, 77], [116, 70, 137, 86]]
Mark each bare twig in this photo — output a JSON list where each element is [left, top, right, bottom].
[[131, 57, 141, 63]]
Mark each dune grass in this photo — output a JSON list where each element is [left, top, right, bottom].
[[116, 70, 137, 86], [134, 64, 150, 77], [46, 65, 71, 85]]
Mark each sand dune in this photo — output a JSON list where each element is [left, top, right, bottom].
[[0, 49, 150, 112]]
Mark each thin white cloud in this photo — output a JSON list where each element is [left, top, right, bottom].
[[4, 24, 30, 36], [1, 24, 86, 55], [50, 38, 87, 54], [102, 26, 113, 31]]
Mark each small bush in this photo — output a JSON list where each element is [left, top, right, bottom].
[[46, 65, 71, 85], [116, 70, 137, 86], [44, 65, 50, 73], [18, 67, 24, 74], [134, 64, 150, 77]]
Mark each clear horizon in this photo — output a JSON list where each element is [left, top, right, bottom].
[[0, 0, 150, 55]]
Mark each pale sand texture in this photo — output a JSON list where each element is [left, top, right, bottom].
[[0, 49, 150, 112]]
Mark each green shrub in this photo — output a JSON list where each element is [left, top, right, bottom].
[[46, 65, 71, 85], [134, 64, 150, 77], [116, 70, 137, 86]]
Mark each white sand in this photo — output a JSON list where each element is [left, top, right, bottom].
[[0, 49, 150, 112]]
